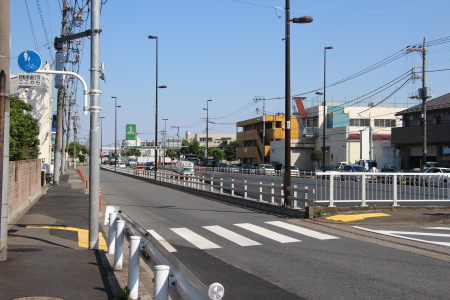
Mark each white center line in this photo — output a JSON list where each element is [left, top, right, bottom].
[[235, 223, 300, 243], [204, 225, 262, 247], [171, 228, 221, 250], [266, 221, 340, 240]]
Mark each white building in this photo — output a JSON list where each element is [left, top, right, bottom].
[[185, 131, 236, 150], [10, 62, 53, 164]]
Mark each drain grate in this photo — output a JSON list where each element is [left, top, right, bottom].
[[8, 248, 44, 253]]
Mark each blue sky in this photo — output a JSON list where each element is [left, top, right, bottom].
[[9, 0, 450, 147]]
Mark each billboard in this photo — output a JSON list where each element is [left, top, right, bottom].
[[126, 124, 137, 140]]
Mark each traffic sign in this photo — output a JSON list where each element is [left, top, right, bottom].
[[18, 50, 41, 73], [18, 73, 43, 87]]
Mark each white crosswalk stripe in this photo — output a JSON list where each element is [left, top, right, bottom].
[[266, 221, 340, 240], [147, 230, 178, 253], [203, 225, 262, 246], [171, 228, 221, 250], [234, 223, 301, 243]]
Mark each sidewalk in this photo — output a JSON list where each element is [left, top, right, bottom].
[[0, 169, 152, 300]]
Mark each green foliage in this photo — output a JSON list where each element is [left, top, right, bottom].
[[208, 147, 225, 163], [177, 140, 190, 156], [224, 140, 242, 162], [165, 148, 176, 160], [313, 208, 324, 218], [310, 150, 323, 167], [67, 142, 88, 157], [10, 97, 40, 160], [113, 286, 130, 300]]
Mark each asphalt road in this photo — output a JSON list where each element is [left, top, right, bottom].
[[99, 168, 450, 300]]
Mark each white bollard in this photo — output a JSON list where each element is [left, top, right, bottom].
[[128, 236, 141, 300], [108, 212, 117, 255], [114, 220, 125, 270], [154, 265, 170, 300]]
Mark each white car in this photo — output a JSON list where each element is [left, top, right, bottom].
[[419, 167, 450, 187], [281, 165, 300, 177], [259, 164, 276, 176], [118, 162, 126, 168]]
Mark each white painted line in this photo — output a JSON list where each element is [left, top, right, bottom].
[[203, 225, 262, 247], [170, 228, 221, 250], [266, 221, 340, 240], [147, 230, 177, 253], [353, 226, 450, 247], [421, 227, 450, 231], [234, 223, 300, 243]]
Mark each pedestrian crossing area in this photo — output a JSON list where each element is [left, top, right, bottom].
[[152, 221, 340, 252]]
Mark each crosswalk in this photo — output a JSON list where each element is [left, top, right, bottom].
[[152, 221, 340, 252]]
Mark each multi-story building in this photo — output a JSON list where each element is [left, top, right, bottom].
[[392, 93, 450, 169], [10, 62, 53, 164], [185, 132, 236, 151]]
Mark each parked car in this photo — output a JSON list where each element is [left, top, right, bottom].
[[418, 167, 450, 187], [378, 167, 405, 184], [215, 162, 228, 171], [281, 165, 300, 177], [144, 162, 155, 170], [135, 165, 145, 171], [239, 164, 254, 174], [118, 162, 126, 168], [339, 165, 373, 182], [259, 164, 276, 176], [336, 162, 350, 170], [224, 164, 239, 173], [315, 166, 341, 180]]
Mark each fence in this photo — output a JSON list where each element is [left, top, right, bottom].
[[315, 172, 450, 207]]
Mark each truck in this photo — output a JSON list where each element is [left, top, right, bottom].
[[176, 161, 195, 175], [124, 156, 137, 167]]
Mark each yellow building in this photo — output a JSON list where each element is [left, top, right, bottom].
[[236, 115, 299, 166]]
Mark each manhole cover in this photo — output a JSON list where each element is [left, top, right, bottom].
[[8, 248, 44, 253]]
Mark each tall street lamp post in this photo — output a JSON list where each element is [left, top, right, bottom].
[[203, 99, 212, 166], [162, 118, 168, 167], [148, 35, 167, 174], [112, 96, 121, 171], [283, 1, 313, 206], [316, 46, 333, 171]]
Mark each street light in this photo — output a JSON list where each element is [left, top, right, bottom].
[[317, 46, 333, 171], [162, 118, 168, 167], [112, 96, 121, 171], [203, 99, 212, 166], [100, 117, 105, 162], [284, 1, 313, 207], [148, 35, 167, 174]]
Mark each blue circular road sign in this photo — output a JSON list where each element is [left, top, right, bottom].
[[18, 50, 42, 73]]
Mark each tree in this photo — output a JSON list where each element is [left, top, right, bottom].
[[165, 149, 176, 160], [224, 141, 242, 162], [311, 150, 323, 167], [10, 97, 40, 160], [178, 140, 190, 157], [208, 147, 225, 163], [67, 142, 88, 158]]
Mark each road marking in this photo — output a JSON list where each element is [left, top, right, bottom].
[[421, 227, 450, 231], [325, 213, 390, 222], [171, 228, 221, 250], [26, 225, 108, 250], [266, 221, 340, 240], [147, 230, 177, 252], [203, 225, 262, 246], [353, 226, 450, 247], [234, 223, 300, 243]]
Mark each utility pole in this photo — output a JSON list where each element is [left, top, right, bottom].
[[254, 96, 266, 164], [407, 38, 430, 170]]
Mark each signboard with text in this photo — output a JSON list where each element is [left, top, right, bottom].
[[126, 124, 137, 140], [18, 73, 43, 87]]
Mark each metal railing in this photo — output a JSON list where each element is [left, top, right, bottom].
[[315, 172, 450, 207]]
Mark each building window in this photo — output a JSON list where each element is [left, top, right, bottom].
[[199, 138, 212, 142], [374, 119, 396, 127], [349, 119, 370, 127]]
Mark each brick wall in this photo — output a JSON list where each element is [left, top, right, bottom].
[[8, 159, 43, 221]]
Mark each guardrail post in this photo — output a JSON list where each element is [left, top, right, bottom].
[[259, 182, 263, 201], [329, 175, 335, 207], [244, 180, 248, 199], [220, 178, 223, 194], [303, 186, 308, 209], [108, 213, 117, 255], [280, 184, 284, 206], [128, 236, 141, 300], [231, 179, 234, 196], [210, 177, 213, 192], [114, 220, 125, 270], [271, 183, 275, 204], [293, 185, 297, 207], [392, 175, 399, 206], [360, 175, 367, 207], [154, 265, 170, 300]]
